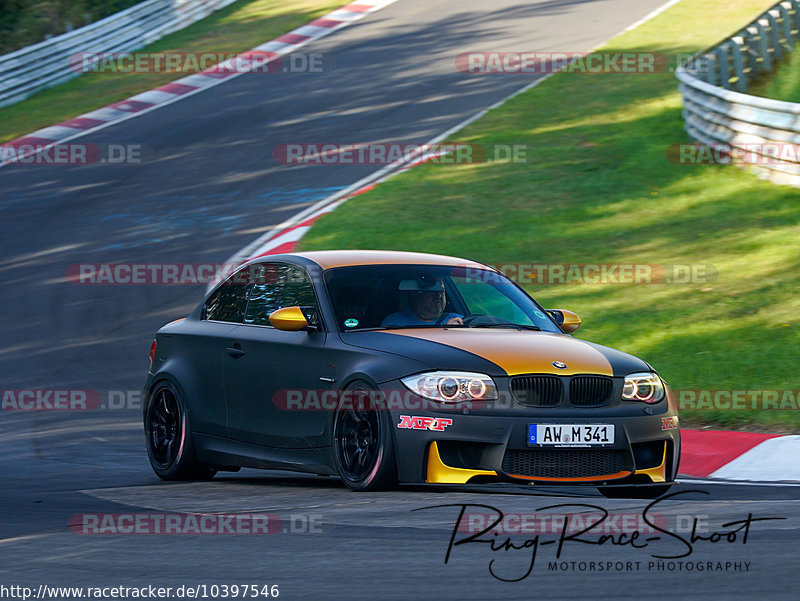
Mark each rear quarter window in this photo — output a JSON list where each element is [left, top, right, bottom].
[[203, 268, 252, 322]]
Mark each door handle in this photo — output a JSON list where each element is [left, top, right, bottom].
[[225, 345, 245, 358]]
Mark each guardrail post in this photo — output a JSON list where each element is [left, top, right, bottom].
[[716, 44, 732, 90], [743, 26, 763, 78], [777, 4, 795, 49], [791, 0, 800, 31], [695, 56, 712, 84], [730, 38, 748, 92], [766, 12, 784, 60], [702, 53, 720, 86], [754, 21, 773, 71]]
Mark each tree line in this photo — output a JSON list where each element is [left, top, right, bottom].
[[0, 1, 142, 54]]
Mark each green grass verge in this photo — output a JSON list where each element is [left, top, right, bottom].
[[0, 0, 344, 143], [749, 44, 800, 102], [300, 0, 800, 432]]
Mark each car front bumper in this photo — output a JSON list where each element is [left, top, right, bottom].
[[382, 384, 681, 486]]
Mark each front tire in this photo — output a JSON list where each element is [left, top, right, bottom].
[[332, 382, 398, 491], [144, 381, 216, 481]]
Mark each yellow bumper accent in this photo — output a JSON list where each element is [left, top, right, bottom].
[[426, 441, 497, 484], [633, 442, 668, 483]]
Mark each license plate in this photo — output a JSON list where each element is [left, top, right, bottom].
[[528, 424, 614, 446]]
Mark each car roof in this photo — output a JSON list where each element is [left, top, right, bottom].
[[291, 250, 491, 270]]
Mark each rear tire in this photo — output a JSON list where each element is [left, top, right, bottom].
[[598, 484, 672, 499], [144, 381, 216, 481], [332, 382, 398, 491]]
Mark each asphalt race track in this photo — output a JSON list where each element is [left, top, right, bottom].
[[1, 0, 798, 599], [1, 411, 798, 599]]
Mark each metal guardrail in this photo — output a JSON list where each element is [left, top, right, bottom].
[[0, 0, 239, 109], [676, 0, 800, 185]]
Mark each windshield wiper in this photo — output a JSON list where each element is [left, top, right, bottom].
[[379, 324, 452, 330], [467, 323, 542, 331]]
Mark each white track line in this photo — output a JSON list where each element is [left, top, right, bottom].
[[678, 478, 800, 487]]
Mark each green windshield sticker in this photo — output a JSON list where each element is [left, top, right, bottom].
[[534, 310, 546, 319], [344, 318, 359, 328]]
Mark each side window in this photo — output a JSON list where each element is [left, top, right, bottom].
[[244, 263, 317, 326], [203, 266, 253, 323]]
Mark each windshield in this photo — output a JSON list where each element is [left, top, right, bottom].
[[324, 264, 561, 333]]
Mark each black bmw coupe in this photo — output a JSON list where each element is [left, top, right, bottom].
[[144, 250, 680, 497]]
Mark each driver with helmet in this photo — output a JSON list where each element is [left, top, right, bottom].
[[381, 275, 463, 327]]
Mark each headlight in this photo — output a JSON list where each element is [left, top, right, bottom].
[[401, 371, 498, 403], [622, 372, 665, 403]]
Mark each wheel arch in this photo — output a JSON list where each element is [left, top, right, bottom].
[[329, 375, 401, 490], [145, 359, 204, 427]]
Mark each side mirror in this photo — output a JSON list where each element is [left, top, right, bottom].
[[269, 306, 317, 331], [547, 309, 581, 333]]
